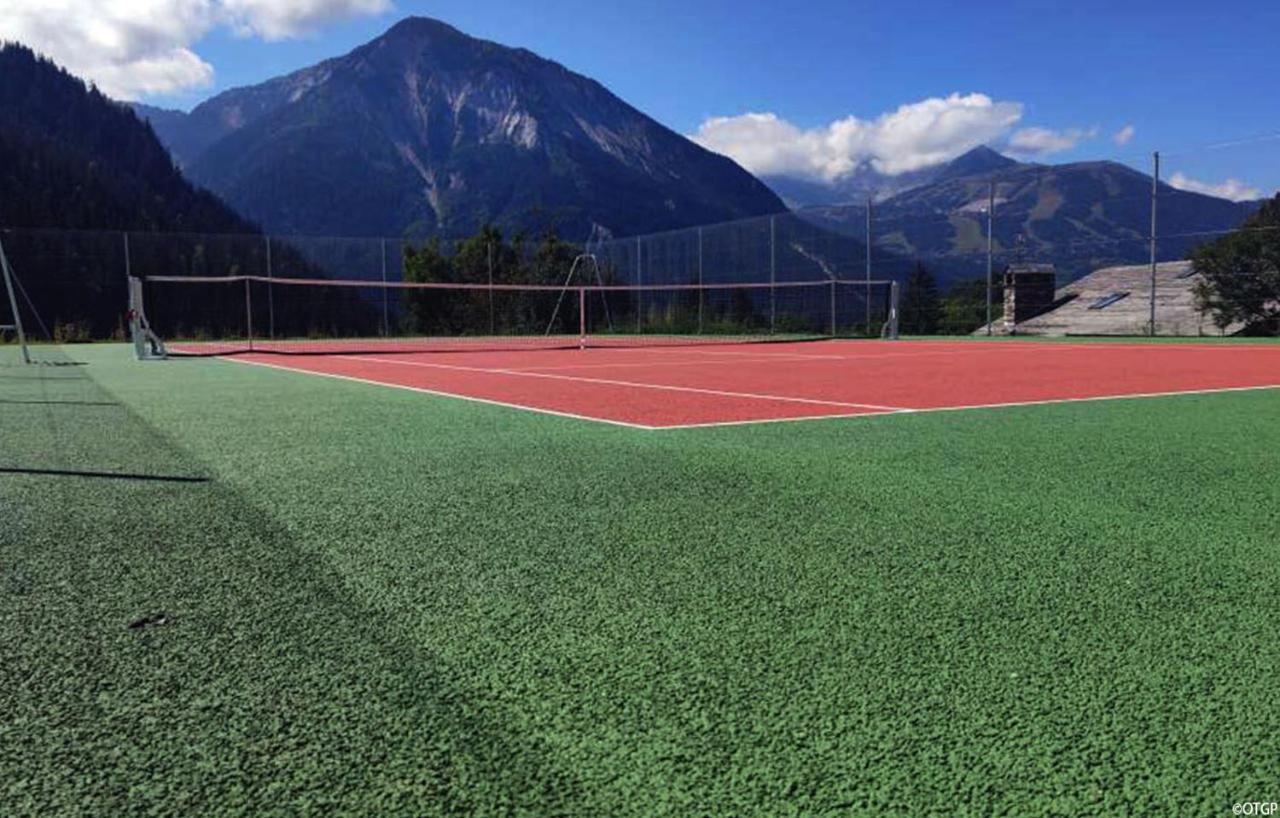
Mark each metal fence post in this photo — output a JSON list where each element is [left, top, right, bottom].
[[487, 239, 495, 335], [635, 236, 642, 334], [265, 235, 275, 339], [697, 226, 704, 334], [380, 239, 390, 337], [1149, 151, 1160, 337], [865, 198, 873, 333], [244, 277, 254, 352], [769, 215, 776, 334], [986, 181, 995, 336], [1, 239, 30, 364]]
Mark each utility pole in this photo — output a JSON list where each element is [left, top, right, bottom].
[[1149, 151, 1160, 337], [986, 181, 995, 336]]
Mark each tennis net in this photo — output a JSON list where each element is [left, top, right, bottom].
[[134, 274, 899, 356]]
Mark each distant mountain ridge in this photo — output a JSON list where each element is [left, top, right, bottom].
[[137, 17, 786, 239], [762, 146, 1021, 208], [802, 150, 1261, 284]]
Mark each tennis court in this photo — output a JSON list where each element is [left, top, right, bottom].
[[197, 339, 1280, 429]]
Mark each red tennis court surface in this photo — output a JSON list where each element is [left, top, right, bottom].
[[223, 340, 1280, 430]]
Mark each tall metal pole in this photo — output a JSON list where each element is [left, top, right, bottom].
[[1, 240, 30, 364], [578, 286, 587, 349], [697, 226, 704, 334], [1149, 151, 1160, 337], [865, 197, 873, 333], [769, 215, 776, 334], [986, 181, 995, 336], [380, 239, 390, 337], [265, 235, 275, 340]]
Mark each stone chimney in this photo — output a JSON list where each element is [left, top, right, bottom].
[[1003, 263, 1057, 333]]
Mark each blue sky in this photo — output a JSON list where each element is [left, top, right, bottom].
[[4, 0, 1277, 197]]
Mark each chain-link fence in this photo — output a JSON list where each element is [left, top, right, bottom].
[[2, 137, 1276, 345]]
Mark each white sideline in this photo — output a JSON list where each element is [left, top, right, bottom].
[[226, 357, 659, 430]]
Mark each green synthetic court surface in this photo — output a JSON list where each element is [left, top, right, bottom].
[[3, 343, 1279, 816]]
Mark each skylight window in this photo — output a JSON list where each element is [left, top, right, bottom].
[[1088, 292, 1130, 310]]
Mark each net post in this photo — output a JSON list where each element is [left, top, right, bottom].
[[885, 280, 901, 340], [578, 286, 587, 349], [0, 237, 30, 364], [127, 276, 167, 360], [829, 279, 837, 338]]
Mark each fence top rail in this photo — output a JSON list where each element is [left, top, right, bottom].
[[142, 274, 899, 291]]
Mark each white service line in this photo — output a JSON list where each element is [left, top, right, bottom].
[[226, 357, 660, 430], [503, 354, 864, 372], [335, 355, 911, 412]]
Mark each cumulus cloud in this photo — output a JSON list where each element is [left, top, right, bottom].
[[690, 93, 1025, 182], [1113, 124, 1135, 146], [1006, 126, 1099, 157], [0, 0, 391, 99], [1169, 173, 1264, 202], [221, 0, 392, 40]]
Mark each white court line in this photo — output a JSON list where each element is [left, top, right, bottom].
[[507, 347, 1059, 371], [226, 357, 660, 430], [657, 383, 1280, 429], [336, 355, 910, 412], [504, 354, 868, 372]]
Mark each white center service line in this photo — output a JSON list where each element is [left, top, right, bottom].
[[333, 355, 911, 412]]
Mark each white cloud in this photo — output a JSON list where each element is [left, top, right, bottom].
[[1006, 126, 1098, 157], [1113, 124, 1135, 146], [221, 0, 391, 41], [690, 93, 1025, 182], [0, 0, 391, 99], [1168, 172, 1264, 202]]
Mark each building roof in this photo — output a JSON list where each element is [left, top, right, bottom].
[[1005, 263, 1057, 275]]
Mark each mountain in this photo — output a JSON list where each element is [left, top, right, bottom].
[[801, 154, 1261, 286], [928, 146, 1018, 184], [0, 45, 367, 342], [0, 45, 254, 235], [136, 17, 786, 240], [762, 146, 1020, 208]]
